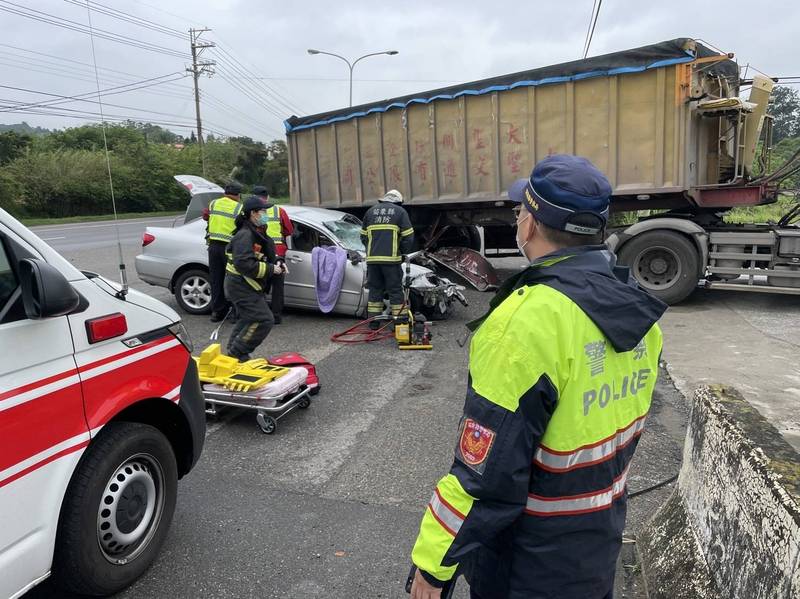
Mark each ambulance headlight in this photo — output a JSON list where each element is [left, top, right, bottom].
[[168, 322, 194, 353]]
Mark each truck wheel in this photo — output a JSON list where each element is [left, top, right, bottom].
[[52, 422, 178, 596], [426, 225, 481, 252], [173, 268, 212, 315], [618, 231, 699, 304]]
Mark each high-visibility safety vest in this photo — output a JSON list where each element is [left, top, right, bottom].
[[263, 205, 283, 246], [410, 247, 667, 598], [207, 196, 242, 243]]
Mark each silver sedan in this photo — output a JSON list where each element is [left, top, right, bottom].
[[135, 203, 465, 319]]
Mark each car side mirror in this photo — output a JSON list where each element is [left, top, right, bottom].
[[19, 258, 81, 319]]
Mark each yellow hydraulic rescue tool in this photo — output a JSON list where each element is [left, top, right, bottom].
[[395, 257, 432, 350], [194, 344, 290, 392]]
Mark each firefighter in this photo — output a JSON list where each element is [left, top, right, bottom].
[[359, 189, 414, 327], [223, 195, 285, 361], [409, 155, 668, 599], [206, 182, 243, 322], [252, 185, 294, 324]]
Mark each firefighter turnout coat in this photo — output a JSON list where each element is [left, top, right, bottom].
[[225, 222, 277, 291], [411, 246, 667, 599], [359, 201, 414, 263]]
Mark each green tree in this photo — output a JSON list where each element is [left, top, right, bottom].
[[771, 86, 800, 144], [261, 140, 289, 197], [0, 131, 32, 165]]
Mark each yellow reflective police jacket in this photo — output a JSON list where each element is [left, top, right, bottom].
[[207, 196, 242, 243], [411, 246, 667, 599]]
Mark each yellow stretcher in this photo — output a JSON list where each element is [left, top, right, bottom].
[[194, 344, 313, 435]]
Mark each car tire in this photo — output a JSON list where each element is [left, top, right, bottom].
[[52, 422, 178, 597], [173, 268, 212, 315], [618, 230, 700, 305]]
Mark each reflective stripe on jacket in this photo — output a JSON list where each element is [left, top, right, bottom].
[[263, 205, 284, 246], [207, 196, 242, 243], [411, 246, 667, 599], [225, 222, 275, 292], [359, 201, 414, 263]]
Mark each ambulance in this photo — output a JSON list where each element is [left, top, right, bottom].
[[0, 207, 205, 598]]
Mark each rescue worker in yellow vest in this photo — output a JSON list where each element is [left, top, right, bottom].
[[409, 155, 667, 599], [359, 189, 414, 328], [224, 195, 285, 361], [207, 183, 243, 322], [252, 185, 294, 324]]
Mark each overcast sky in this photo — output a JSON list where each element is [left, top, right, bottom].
[[1, 0, 798, 142]]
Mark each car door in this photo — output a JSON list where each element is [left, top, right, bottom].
[[284, 221, 365, 315], [0, 228, 88, 599], [283, 221, 319, 308]]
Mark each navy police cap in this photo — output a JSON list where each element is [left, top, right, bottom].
[[508, 154, 611, 235]]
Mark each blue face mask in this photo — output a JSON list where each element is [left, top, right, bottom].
[[258, 212, 269, 226]]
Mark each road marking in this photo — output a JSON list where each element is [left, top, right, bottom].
[[41, 236, 66, 241], [31, 217, 177, 233]]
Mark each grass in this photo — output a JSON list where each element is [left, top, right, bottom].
[[724, 194, 797, 224], [21, 210, 185, 227]]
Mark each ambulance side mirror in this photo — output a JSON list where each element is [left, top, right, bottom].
[[19, 258, 81, 319]]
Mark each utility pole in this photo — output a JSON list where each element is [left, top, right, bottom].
[[188, 28, 215, 176]]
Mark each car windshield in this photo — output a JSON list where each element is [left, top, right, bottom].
[[323, 220, 365, 252]]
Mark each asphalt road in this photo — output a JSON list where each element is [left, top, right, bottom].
[[30, 215, 179, 253], [24, 217, 689, 599]]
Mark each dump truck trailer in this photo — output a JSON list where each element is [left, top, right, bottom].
[[285, 38, 800, 303]]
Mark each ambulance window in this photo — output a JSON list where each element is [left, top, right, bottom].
[[0, 241, 17, 308]]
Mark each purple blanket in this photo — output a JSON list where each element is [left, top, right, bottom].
[[311, 246, 348, 313]]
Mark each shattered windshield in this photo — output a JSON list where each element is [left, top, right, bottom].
[[323, 220, 365, 252]]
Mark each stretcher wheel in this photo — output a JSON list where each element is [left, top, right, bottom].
[[256, 413, 277, 435], [309, 386, 321, 396], [298, 397, 311, 409]]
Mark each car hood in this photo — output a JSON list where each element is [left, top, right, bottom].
[[90, 275, 179, 325]]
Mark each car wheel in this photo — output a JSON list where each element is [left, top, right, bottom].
[[173, 268, 212, 314], [52, 422, 178, 596]]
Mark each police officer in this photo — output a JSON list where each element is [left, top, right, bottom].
[[409, 155, 667, 599], [224, 195, 285, 361], [206, 183, 243, 322], [252, 185, 294, 324], [359, 189, 414, 326]]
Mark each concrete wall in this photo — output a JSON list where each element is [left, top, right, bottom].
[[638, 385, 800, 599]]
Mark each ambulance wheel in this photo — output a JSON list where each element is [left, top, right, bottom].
[[257, 413, 277, 434], [52, 422, 178, 596], [298, 397, 311, 409]]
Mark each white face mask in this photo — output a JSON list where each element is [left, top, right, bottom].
[[516, 213, 531, 258]]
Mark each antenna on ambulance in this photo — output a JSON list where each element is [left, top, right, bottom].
[[84, 0, 129, 299]]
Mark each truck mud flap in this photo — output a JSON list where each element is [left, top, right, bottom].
[[423, 247, 499, 291]]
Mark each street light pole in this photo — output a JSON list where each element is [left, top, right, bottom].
[[307, 49, 399, 106]]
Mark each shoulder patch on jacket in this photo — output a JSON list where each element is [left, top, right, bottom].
[[456, 417, 496, 474]]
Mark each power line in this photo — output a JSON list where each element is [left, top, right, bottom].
[[0, 46, 193, 103], [0, 43, 189, 93], [582, 0, 603, 59], [216, 73, 288, 121], [0, 1, 188, 58], [202, 93, 283, 138], [0, 53, 190, 101], [0, 73, 188, 112], [213, 43, 305, 115], [62, 0, 185, 39]]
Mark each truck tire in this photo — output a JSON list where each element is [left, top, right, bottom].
[[426, 225, 482, 252], [173, 268, 212, 315], [52, 422, 178, 597], [618, 230, 699, 305]]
